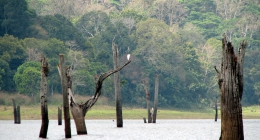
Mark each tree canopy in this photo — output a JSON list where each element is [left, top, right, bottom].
[[0, 0, 260, 108]]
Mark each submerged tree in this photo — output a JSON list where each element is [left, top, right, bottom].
[[215, 35, 246, 140], [142, 78, 152, 123], [152, 74, 159, 123], [58, 54, 131, 135], [58, 54, 71, 138], [39, 56, 49, 138], [142, 75, 159, 123], [112, 40, 123, 127]]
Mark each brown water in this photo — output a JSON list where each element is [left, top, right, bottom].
[[0, 119, 259, 140]]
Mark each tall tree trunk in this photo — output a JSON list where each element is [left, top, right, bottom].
[[215, 35, 246, 140], [112, 40, 123, 127], [58, 54, 71, 138], [153, 75, 159, 123], [142, 79, 152, 123], [39, 57, 49, 138], [58, 55, 131, 135]]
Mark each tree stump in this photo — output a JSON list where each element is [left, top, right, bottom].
[[143, 117, 147, 123], [17, 105, 20, 124], [215, 35, 246, 140], [153, 75, 159, 123], [58, 107, 62, 125], [215, 97, 218, 122], [12, 99, 20, 124]]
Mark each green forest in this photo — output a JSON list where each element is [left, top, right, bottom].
[[0, 0, 260, 108]]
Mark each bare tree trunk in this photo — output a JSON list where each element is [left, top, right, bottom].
[[12, 99, 20, 124], [142, 79, 152, 123], [58, 107, 62, 125], [17, 106, 20, 124], [39, 57, 49, 138], [215, 97, 218, 122], [58, 54, 71, 138], [215, 35, 246, 140], [112, 40, 123, 127], [12, 98, 17, 124], [70, 102, 87, 134], [58, 54, 131, 135], [153, 75, 159, 123]]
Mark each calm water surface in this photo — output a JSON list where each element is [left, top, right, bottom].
[[0, 119, 259, 140]]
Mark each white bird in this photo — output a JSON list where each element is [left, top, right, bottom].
[[127, 54, 130, 60]]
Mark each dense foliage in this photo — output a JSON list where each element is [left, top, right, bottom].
[[0, 0, 259, 108]]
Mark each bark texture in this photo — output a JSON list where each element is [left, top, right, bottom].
[[112, 41, 123, 127], [215, 35, 246, 140], [153, 75, 159, 123], [58, 54, 71, 138], [39, 57, 49, 138]]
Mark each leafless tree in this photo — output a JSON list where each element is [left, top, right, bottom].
[[58, 54, 131, 134], [215, 35, 246, 140], [39, 57, 49, 138]]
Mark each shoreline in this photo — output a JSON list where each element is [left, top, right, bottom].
[[1, 105, 260, 120]]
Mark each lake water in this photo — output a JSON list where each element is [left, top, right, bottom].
[[0, 119, 259, 140]]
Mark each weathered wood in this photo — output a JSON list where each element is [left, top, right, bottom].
[[58, 107, 62, 125], [153, 75, 159, 123], [58, 54, 71, 138], [39, 57, 49, 138], [58, 53, 131, 135], [68, 88, 87, 135], [215, 35, 246, 140], [112, 40, 123, 127]]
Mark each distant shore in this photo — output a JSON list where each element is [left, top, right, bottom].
[[1, 105, 260, 120]]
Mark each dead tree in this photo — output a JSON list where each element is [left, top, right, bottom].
[[58, 54, 71, 138], [12, 99, 20, 124], [58, 54, 131, 135], [112, 40, 123, 127], [215, 96, 218, 122], [214, 35, 246, 140], [16, 105, 20, 124], [39, 57, 49, 138], [152, 75, 159, 123], [142, 79, 152, 123]]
